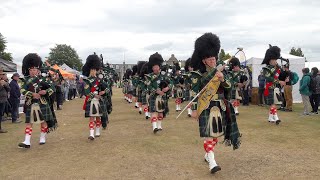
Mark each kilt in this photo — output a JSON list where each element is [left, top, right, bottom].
[[137, 89, 143, 102], [25, 102, 56, 130], [132, 88, 137, 97], [84, 98, 107, 118], [141, 91, 148, 105], [149, 95, 156, 112], [184, 90, 191, 101], [149, 95, 166, 113], [265, 88, 274, 105]]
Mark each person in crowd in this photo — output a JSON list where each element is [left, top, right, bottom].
[[309, 67, 320, 114], [278, 64, 293, 112], [9, 73, 22, 123], [0, 68, 10, 133], [258, 70, 266, 106], [299, 68, 312, 115], [64, 77, 70, 101]]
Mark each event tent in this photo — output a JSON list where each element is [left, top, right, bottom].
[[0, 58, 17, 72], [60, 63, 80, 75], [51, 64, 74, 78], [245, 53, 305, 103], [305, 61, 320, 69]]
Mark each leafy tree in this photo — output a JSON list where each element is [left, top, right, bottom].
[[0, 33, 13, 62], [289, 47, 304, 57], [48, 44, 83, 71], [218, 49, 231, 61], [0, 52, 13, 61]]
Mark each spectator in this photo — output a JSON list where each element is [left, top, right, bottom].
[[279, 64, 294, 112], [77, 77, 85, 98], [69, 77, 76, 100], [64, 77, 70, 101], [9, 73, 22, 123], [54, 73, 63, 110], [309, 67, 320, 114], [258, 70, 265, 106], [299, 68, 312, 115], [0, 69, 10, 133]]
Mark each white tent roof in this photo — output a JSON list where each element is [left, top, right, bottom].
[[60, 63, 80, 75], [305, 61, 320, 69]]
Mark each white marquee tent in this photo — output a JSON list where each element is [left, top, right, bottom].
[[60, 63, 80, 75], [245, 53, 306, 103], [305, 61, 320, 69]]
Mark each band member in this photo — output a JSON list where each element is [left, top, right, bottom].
[[172, 63, 184, 112], [131, 65, 139, 108], [184, 58, 193, 117], [147, 52, 170, 133], [140, 62, 151, 119], [136, 61, 147, 114], [82, 54, 108, 140], [190, 33, 241, 174], [100, 65, 113, 130], [227, 57, 247, 115], [261, 45, 282, 125], [124, 69, 133, 103], [18, 53, 57, 148]]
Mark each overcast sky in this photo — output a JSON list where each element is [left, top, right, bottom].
[[1, 0, 319, 65]]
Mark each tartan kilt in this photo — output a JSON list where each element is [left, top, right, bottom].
[[100, 97, 108, 118], [137, 89, 143, 102], [265, 88, 274, 105], [198, 101, 226, 137], [132, 88, 137, 97], [149, 95, 156, 112], [230, 89, 236, 100], [25, 102, 55, 129], [184, 90, 191, 101], [141, 92, 148, 105], [84, 98, 106, 118]]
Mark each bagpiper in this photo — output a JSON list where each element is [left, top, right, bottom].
[[147, 52, 171, 133], [227, 57, 248, 115], [140, 62, 151, 119], [190, 33, 241, 174], [261, 45, 282, 125], [172, 63, 184, 112], [183, 58, 193, 117], [136, 61, 147, 115], [82, 54, 109, 140], [131, 65, 140, 108], [18, 53, 57, 148]]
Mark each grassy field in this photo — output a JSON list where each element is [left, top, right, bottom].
[[1, 88, 320, 180]]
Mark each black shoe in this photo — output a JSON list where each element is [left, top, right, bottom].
[[12, 120, 22, 123], [146, 116, 149, 120], [39, 142, 46, 145], [276, 120, 281, 125], [188, 114, 191, 117], [135, 106, 138, 108], [285, 109, 292, 112], [88, 136, 95, 140], [236, 113, 239, 116], [0, 129, 8, 133], [18, 143, 30, 148], [158, 128, 162, 131], [139, 111, 142, 114], [95, 135, 100, 137], [210, 166, 221, 174], [102, 127, 106, 130], [153, 128, 158, 134]]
